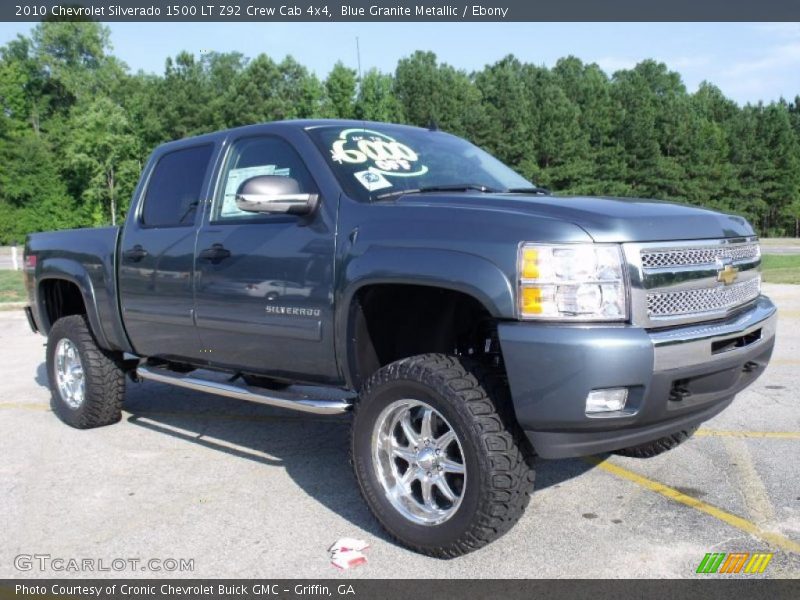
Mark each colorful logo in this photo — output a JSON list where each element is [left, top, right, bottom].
[[696, 552, 773, 574]]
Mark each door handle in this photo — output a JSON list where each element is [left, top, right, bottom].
[[198, 243, 231, 263], [123, 245, 148, 262]]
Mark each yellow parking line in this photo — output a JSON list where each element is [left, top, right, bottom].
[[584, 456, 800, 555], [696, 429, 800, 439], [722, 437, 775, 525]]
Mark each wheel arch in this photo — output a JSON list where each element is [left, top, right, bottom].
[[36, 258, 111, 350], [336, 248, 515, 390]]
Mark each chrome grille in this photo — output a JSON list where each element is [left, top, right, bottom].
[[641, 243, 760, 269], [647, 277, 761, 317], [625, 237, 762, 327]]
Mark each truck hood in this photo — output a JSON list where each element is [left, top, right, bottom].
[[395, 193, 755, 242]]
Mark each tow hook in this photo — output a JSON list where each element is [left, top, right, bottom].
[[742, 361, 760, 373], [669, 380, 692, 402]]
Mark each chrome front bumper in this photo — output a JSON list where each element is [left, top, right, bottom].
[[651, 296, 777, 372]]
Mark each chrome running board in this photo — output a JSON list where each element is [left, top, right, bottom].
[[136, 366, 352, 415]]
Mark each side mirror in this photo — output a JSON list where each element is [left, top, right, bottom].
[[235, 176, 318, 215]]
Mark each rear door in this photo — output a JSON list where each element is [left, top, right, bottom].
[[193, 133, 338, 383], [119, 142, 216, 359]]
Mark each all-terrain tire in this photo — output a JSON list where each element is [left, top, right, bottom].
[[47, 315, 125, 429], [612, 426, 699, 458], [351, 353, 534, 558]]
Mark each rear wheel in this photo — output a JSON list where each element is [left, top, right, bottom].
[[47, 315, 125, 429], [612, 426, 699, 458], [351, 354, 534, 557]]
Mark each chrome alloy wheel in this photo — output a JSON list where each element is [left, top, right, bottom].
[[54, 338, 85, 409], [372, 399, 467, 525]]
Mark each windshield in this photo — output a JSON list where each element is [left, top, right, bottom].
[[306, 124, 532, 202]]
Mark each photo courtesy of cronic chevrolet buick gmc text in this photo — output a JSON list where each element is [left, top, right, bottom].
[[23, 120, 776, 557]]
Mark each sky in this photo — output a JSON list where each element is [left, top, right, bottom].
[[1, 21, 799, 105]]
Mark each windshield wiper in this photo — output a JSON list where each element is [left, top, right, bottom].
[[506, 186, 551, 195], [374, 188, 421, 200], [417, 183, 501, 193], [373, 183, 498, 200]]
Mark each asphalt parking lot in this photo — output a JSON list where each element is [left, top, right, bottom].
[[1, 283, 798, 579]]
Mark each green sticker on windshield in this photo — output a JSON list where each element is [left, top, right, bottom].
[[331, 129, 428, 177]]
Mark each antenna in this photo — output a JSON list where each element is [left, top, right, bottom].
[[355, 36, 363, 84]]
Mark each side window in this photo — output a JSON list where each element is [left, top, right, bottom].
[[141, 144, 214, 227], [214, 136, 316, 221]]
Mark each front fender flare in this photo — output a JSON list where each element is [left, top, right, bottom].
[[336, 246, 515, 388]]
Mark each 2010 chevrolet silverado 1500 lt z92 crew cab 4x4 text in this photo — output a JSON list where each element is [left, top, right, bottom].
[[24, 120, 776, 557]]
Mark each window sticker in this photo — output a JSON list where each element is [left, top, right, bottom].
[[354, 168, 393, 191], [220, 165, 291, 217], [331, 129, 429, 178]]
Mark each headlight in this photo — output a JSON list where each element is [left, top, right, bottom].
[[518, 243, 628, 321]]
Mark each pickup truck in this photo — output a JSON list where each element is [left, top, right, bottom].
[[23, 120, 776, 557]]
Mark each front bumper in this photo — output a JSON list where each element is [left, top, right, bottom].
[[498, 295, 777, 459]]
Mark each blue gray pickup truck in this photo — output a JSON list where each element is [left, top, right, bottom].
[[23, 120, 776, 556]]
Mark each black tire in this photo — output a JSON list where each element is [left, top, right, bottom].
[[612, 426, 699, 458], [351, 353, 534, 558], [47, 315, 125, 429]]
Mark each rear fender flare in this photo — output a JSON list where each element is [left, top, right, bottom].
[[37, 257, 111, 350]]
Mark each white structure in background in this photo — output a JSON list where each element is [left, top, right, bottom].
[[11, 246, 20, 270]]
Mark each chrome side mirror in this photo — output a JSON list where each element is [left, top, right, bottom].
[[235, 176, 318, 215]]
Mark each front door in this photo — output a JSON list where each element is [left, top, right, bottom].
[[193, 134, 338, 382]]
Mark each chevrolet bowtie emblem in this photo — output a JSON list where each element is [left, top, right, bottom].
[[717, 264, 739, 286]]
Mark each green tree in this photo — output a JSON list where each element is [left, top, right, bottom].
[[355, 69, 403, 122], [520, 66, 591, 189], [474, 56, 533, 168], [2, 29, 800, 239], [62, 97, 140, 225], [685, 83, 739, 210], [0, 131, 78, 243], [394, 51, 485, 137], [755, 104, 800, 234], [32, 21, 123, 101], [552, 57, 626, 195], [325, 61, 357, 118], [222, 54, 324, 127]]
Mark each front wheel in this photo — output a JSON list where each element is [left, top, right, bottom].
[[351, 354, 534, 557]]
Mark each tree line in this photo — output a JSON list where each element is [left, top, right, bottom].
[[1, 21, 800, 243]]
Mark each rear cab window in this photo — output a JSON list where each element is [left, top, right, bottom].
[[141, 144, 214, 227]]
